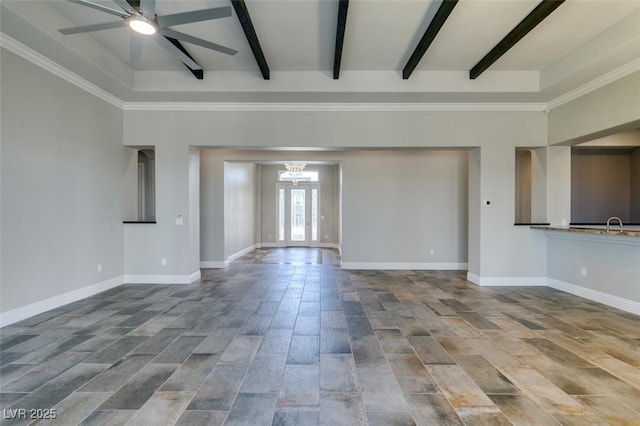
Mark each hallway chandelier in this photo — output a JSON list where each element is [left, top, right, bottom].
[[284, 162, 307, 185]]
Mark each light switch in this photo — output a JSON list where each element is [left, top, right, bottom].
[[176, 214, 184, 226]]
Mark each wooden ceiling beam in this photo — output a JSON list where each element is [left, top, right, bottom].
[[333, 0, 349, 79], [470, 0, 565, 79], [403, 0, 458, 79], [232, 0, 270, 80], [125, 0, 203, 79], [164, 36, 204, 80]]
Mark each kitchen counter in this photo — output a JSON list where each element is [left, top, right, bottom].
[[531, 226, 640, 238], [535, 225, 640, 314]]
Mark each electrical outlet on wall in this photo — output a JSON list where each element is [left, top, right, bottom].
[[581, 267, 587, 276], [97, 264, 102, 272], [429, 249, 435, 256], [161, 258, 167, 266]]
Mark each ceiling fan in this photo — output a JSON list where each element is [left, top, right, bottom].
[[58, 0, 238, 71]]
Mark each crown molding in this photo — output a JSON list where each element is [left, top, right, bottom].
[[1, 32, 544, 113], [0, 33, 124, 109], [122, 102, 547, 112], [3, 29, 637, 115], [546, 57, 640, 112]]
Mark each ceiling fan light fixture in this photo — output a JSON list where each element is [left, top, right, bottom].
[[128, 16, 157, 35]]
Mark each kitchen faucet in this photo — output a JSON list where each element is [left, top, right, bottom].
[[606, 216, 623, 232]]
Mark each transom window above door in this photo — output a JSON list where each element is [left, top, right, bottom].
[[279, 170, 319, 183]]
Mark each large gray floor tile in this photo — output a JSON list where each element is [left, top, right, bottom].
[[225, 393, 278, 426], [187, 364, 248, 410], [97, 363, 176, 410], [2, 251, 640, 425]]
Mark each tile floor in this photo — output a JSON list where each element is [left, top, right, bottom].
[[1, 248, 639, 425]]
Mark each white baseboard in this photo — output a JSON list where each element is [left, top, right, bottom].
[[124, 271, 201, 284], [466, 274, 640, 315], [314, 243, 340, 249], [259, 242, 277, 248], [200, 244, 258, 269], [548, 278, 640, 315], [189, 270, 202, 283], [256, 242, 339, 249], [467, 273, 547, 286], [0, 275, 125, 327], [341, 262, 468, 270], [200, 261, 227, 268], [227, 244, 257, 263]]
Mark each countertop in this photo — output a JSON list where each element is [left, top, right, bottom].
[[531, 226, 640, 238]]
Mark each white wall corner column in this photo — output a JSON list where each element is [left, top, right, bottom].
[[223, 161, 258, 261], [547, 146, 572, 227], [531, 147, 548, 222], [123, 143, 200, 283], [188, 147, 201, 280], [470, 144, 547, 286], [199, 151, 226, 267], [467, 148, 482, 280]]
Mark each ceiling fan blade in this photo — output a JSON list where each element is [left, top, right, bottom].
[[156, 7, 232, 28], [112, 0, 135, 14], [59, 20, 127, 35], [67, 0, 128, 18], [154, 35, 202, 70], [140, 0, 156, 17], [160, 28, 238, 56], [130, 34, 143, 63]]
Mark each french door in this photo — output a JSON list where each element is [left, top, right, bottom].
[[277, 183, 319, 247]]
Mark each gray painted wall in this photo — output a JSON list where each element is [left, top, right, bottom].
[[201, 154, 259, 263], [200, 150, 225, 263], [341, 150, 468, 264], [4, 40, 640, 319], [632, 149, 640, 222], [188, 148, 200, 273], [571, 150, 631, 222], [1, 49, 131, 312], [467, 149, 481, 275], [545, 80, 640, 309], [197, 150, 471, 267], [124, 139, 196, 276], [547, 233, 640, 304], [515, 150, 532, 223], [530, 148, 548, 223], [514, 148, 548, 224], [224, 162, 257, 258], [548, 71, 640, 145], [547, 146, 572, 226], [137, 149, 156, 221], [123, 109, 548, 279]]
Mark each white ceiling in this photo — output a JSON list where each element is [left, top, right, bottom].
[[1, 0, 639, 103]]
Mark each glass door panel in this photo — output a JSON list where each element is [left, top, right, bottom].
[[278, 188, 285, 242], [277, 183, 319, 247], [311, 188, 318, 241], [290, 189, 306, 241]]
